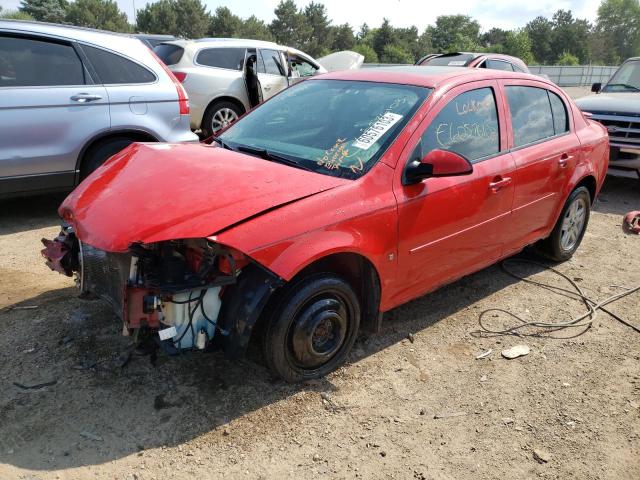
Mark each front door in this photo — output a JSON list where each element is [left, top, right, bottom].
[[0, 33, 109, 194], [393, 82, 516, 304], [257, 48, 289, 100]]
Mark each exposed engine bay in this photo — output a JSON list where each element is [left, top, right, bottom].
[[42, 225, 252, 353]]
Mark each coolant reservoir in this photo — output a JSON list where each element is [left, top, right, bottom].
[[161, 287, 221, 349]]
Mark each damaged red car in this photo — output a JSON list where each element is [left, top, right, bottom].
[[43, 67, 609, 382]]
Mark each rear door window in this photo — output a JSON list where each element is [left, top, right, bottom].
[[81, 45, 156, 84], [196, 47, 246, 70], [0, 35, 85, 87], [506, 86, 555, 147], [153, 43, 184, 65], [416, 87, 500, 163], [260, 49, 285, 76], [486, 59, 514, 71]]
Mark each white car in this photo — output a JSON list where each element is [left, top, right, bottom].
[[154, 38, 363, 136]]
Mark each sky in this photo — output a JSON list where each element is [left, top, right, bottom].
[[0, 0, 602, 31]]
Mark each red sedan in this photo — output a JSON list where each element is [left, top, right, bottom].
[[43, 66, 609, 382]]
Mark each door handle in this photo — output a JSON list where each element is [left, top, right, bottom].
[[558, 153, 573, 168], [70, 93, 102, 103], [489, 177, 512, 193]]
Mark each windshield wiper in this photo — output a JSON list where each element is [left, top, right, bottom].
[[604, 83, 640, 92], [211, 136, 236, 150], [235, 144, 314, 172]]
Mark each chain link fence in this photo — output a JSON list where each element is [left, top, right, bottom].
[[528, 65, 618, 87]]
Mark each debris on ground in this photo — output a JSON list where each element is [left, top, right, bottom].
[[80, 431, 103, 442], [501, 345, 531, 359], [533, 448, 551, 463], [434, 411, 467, 419], [475, 349, 492, 359], [13, 379, 57, 390]]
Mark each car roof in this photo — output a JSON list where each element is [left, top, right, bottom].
[[317, 65, 549, 88], [167, 38, 282, 50], [0, 19, 137, 45]]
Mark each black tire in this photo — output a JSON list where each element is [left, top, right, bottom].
[[201, 101, 243, 138], [539, 186, 591, 262], [80, 137, 134, 181], [262, 273, 361, 383]]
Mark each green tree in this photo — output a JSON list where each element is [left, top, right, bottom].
[[1, 8, 34, 20], [596, 0, 640, 63], [66, 0, 130, 32], [357, 23, 370, 41], [551, 10, 590, 63], [481, 27, 508, 50], [372, 18, 396, 58], [352, 43, 378, 63], [209, 6, 242, 37], [270, 0, 311, 47], [238, 15, 274, 41], [331, 23, 356, 51], [19, 0, 67, 23], [503, 29, 534, 64], [380, 44, 413, 63], [557, 51, 579, 65], [136, 0, 209, 38], [525, 16, 554, 63], [303, 1, 332, 56], [429, 15, 481, 52]]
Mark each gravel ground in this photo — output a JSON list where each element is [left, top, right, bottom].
[[0, 86, 638, 479]]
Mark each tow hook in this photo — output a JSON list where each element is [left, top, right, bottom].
[[41, 226, 79, 276], [622, 210, 640, 235]]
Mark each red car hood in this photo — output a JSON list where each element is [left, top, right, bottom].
[[60, 143, 349, 252]]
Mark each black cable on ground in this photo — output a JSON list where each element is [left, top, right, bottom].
[[473, 258, 640, 338]]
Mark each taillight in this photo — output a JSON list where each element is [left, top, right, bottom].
[[173, 71, 187, 83], [149, 50, 190, 116]]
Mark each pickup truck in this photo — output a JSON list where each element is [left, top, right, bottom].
[[576, 57, 640, 179]]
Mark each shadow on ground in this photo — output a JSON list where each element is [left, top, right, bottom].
[[0, 193, 66, 235]]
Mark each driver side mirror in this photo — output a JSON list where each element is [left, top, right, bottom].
[[403, 149, 473, 186], [591, 82, 602, 93]]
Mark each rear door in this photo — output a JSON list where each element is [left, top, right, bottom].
[[257, 48, 289, 100], [500, 81, 576, 252], [0, 33, 109, 194], [394, 81, 516, 303]]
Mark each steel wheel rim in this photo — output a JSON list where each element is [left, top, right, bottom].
[[211, 107, 238, 133], [287, 291, 351, 370], [560, 197, 587, 251]]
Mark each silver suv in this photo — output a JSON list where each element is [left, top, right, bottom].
[[0, 20, 198, 198], [154, 39, 333, 137]]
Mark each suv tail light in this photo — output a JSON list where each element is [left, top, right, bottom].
[[173, 71, 187, 83], [149, 50, 190, 116]]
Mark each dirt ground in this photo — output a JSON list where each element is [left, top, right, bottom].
[[0, 175, 638, 480]]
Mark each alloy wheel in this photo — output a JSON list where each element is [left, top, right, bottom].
[[560, 197, 587, 251]]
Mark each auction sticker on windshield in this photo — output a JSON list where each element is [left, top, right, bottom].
[[352, 112, 403, 150]]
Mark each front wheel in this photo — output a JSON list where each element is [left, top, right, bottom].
[[539, 186, 591, 262], [262, 274, 360, 382]]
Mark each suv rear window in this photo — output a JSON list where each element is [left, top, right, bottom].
[[154, 43, 184, 65], [196, 48, 246, 70], [0, 35, 85, 87], [82, 45, 156, 84]]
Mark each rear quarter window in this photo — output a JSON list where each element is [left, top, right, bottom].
[[196, 48, 246, 70], [549, 91, 569, 134], [154, 44, 184, 65], [82, 45, 156, 84]]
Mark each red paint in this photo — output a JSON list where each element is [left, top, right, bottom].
[[425, 149, 472, 176], [60, 68, 608, 313]]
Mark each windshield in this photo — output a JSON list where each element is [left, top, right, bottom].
[[603, 60, 640, 92], [219, 79, 430, 179], [153, 43, 184, 65]]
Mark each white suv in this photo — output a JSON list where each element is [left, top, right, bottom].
[[155, 39, 354, 137]]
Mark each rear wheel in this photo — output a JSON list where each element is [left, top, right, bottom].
[[201, 101, 243, 138], [80, 137, 134, 181], [539, 186, 591, 262], [262, 274, 360, 382]]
